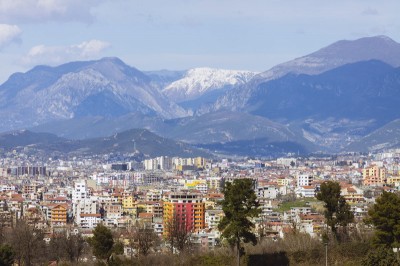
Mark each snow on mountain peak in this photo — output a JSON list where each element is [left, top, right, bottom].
[[162, 67, 257, 103]]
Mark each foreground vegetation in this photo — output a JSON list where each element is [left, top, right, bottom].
[[0, 215, 397, 265]]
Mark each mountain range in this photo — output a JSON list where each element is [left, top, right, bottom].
[[213, 35, 400, 112], [0, 57, 187, 131], [1, 35, 400, 156]]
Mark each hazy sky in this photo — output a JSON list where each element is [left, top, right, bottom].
[[0, 0, 399, 82]]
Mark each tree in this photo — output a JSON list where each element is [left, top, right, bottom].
[[9, 219, 46, 266], [165, 213, 192, 254], [89, 224, 114, 262], [0, 244, 14, 266], [49, 232, 86, 263], [366, 191, 400, 247], [134, 226, 159, 257], [64, 233, 86, 263], [362, 245, 400, 266], [316, 181, 354, 239], [218, 178, 261, 266]]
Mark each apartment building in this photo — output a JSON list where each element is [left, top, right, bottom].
[[363, 165, 386, 186], [163, 191, 205, 236]]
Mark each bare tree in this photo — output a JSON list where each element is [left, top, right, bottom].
[[49, 231, 86, 263], [130, 225, 159, 257], [165, 213, 192, 253], [65, 233, 86, 263], [9, 219, 46, 266]]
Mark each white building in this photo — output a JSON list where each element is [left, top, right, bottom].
[[205, 209, 223, 229], [72, 180, 87, 203], [257, 185, 279, 199], [79, 213, 101, 228], [297, 174, 314, 187], [144, 156, 173, 170], [295, 186, 315, 198]]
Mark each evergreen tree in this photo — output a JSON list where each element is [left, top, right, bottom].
[[366, 191, 400, 247], [0, 244, 14, 266], [218, 178, 261, 266], [316, 181, 354, 239], [89, 224, 114, 262], [362, 245, 400, 266]]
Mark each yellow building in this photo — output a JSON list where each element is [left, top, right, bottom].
[[277, 178, 290, 186], [386, 176, 400, 185], [362, 165, 386, 186], [194, 157, 207, 169], [122, 195, 136, 215]]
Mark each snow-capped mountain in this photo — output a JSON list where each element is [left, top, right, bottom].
[[162, 67, 256, 103], [0, 57, 187, 132], [213, 35, 400, 111]]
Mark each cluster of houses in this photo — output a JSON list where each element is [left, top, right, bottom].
[[1, 150, 400, 254]]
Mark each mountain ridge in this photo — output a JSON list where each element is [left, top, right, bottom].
[[0, 57, 188, 132], [212, 35, 400, 112], [0, 128, 210, 158]]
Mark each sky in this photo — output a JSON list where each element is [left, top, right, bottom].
[[0, 0, 399, 83]]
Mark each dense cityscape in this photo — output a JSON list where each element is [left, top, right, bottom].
[[1, 146, 400, 264]]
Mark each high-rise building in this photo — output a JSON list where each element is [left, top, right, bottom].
[[163, 191, 205, 236]]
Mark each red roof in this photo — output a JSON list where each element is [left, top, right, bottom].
[[138, 213, 153, 219]]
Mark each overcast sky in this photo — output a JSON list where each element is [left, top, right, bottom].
[[0, 0, 399, 82]]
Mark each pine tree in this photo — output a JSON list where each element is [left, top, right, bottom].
[[316, 181, 354, 239], [366, 191, 400, 247], [88, 224, 114, 262], [218, 178, 261, 266]]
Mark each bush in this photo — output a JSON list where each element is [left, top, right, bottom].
[[362, 246, 400, 266]]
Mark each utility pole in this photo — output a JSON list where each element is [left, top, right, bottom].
[[325, 242, 328, 266]]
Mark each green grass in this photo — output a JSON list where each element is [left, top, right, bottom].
[[277, 198, 322, 213]]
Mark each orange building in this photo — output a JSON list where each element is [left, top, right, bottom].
[[50, 204, 68, 226], [163, 191, 205, 236]]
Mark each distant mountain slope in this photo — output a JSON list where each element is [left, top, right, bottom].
[[0, 57, 187, 132], [162, 111, 313, 145], [162, 68, 256, 104], [31, 113, 166, 140], [214, 35, 400, 111], [242, 60, 400, 151], [31, 111, 318, 154], [0, 129, 210, 158], [246, 60, 400, 122], [0, 130, 66, 150], [346, 119, 400, 152], [144, 69, 186, 90], [164, 111, 318, 155], [78, 128, 209, 157]]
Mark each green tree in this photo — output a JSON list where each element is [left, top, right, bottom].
[[362, 245, 400, 266], [218, 178, 261, 266], [89, 224, 114, 262], [0, 244, 14, 266], [366, 191, 400, 247], [316, 181, 354, 239]]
